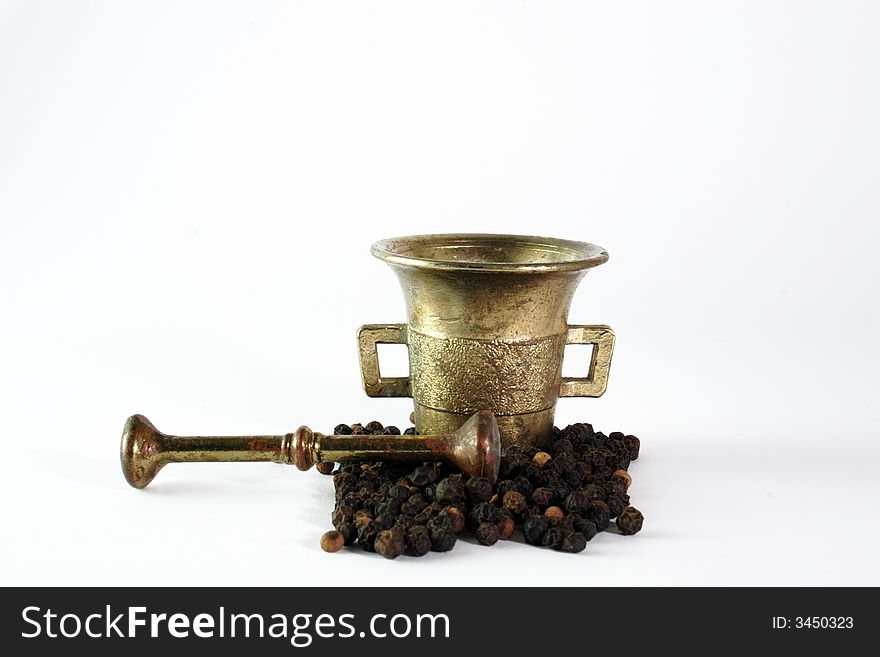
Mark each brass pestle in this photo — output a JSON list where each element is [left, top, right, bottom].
[[121, 410, 500, 489]]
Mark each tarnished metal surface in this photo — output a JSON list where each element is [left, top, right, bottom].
[[120, 410, 500, 489], [413, 404, 558, 451], [407, 330, 565, 415], [359, 234, 615, 449]]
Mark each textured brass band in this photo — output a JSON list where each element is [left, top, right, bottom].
[[407, 329, 565, 415]]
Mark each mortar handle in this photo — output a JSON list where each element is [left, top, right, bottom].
[[559, 325, 615, 397], [357, 324, 411, 397]]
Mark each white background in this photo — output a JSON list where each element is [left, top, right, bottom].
[[2, 0, 878, 586]]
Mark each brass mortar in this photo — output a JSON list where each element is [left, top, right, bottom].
[[358, 234, 615, 449]]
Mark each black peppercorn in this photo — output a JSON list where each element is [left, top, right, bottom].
[[560, 532, 587, 553], [430, 529, 456, 552], [586, 499, 611, 532], [604, 478, 629, 500], [475, 522, 500, 546], [496, 479, 517, 497], [550, 476, 574, 502], [587, 448, 606, 469], [522, 515, 549, 545], [333, 423, 354, 435], [500, 453, 529, 479], [412, 511, 431, 525], [337, 522, 357, 545], [531, 487, 554, 508], [623, 435, 640, 461], [427, 512, 454, 534], [387, 483, 412, 501], [357, 522, 379, 551], [339, 494, 362, 511], [435, 475, 464, 503], [375, 527, 405, 559], [606, 493, 628, 519], [522, 505, 542, 520], [523, 463, 542, 484], [409, 465, 438, 488], [580, 520, 598, 542], [375, 499, 403, 517], [333, 471, 357, 491], [582, 483, 606, 502], [542, 526, 564, 549], [469, 502, 501, 527], [354, 510, 373, 527], [395, 514, 416, 532], [322, 415, 644, 559], [373, 512, 397, 531], [331, 505, 354, 528], [400, 493, 427, 517], [564, 490, 590, 515], [575, 461, 592, 481], [512, 475, 533, 497], [551, 438, 573, 455], [465, 476, 494, 504], [616, 506, 644, 535], [443, 507, 466, 534], [406, 526, 431, 557]]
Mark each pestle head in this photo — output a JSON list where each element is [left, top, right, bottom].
[[120, 414, 167, 489], [447, 410, 501, 484]]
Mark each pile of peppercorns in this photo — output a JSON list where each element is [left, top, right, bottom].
[[319, 420, 643, 558]]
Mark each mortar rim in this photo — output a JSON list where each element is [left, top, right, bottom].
[[371, 233, 609, 273]]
